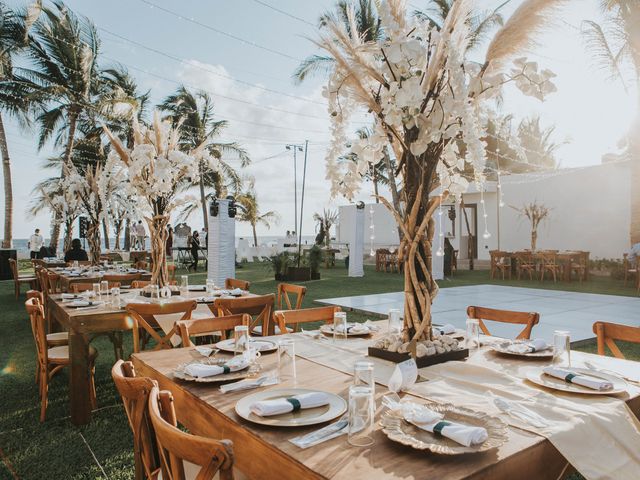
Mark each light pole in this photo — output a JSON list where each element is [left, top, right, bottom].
[[286, 144, 304, 237]]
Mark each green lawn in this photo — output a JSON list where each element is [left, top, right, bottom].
[[0, 263, 637, 479]]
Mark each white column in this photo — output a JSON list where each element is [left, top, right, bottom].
[[349, 203, 365, 277], [208, 199, 236, 286]]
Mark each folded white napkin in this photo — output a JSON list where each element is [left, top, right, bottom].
[[507, 339, 548, 354], [543, 367, 613, 390], [363, 320, 380, 331], [62, 293, 78, 299], [433, 324, 456, 335], [250, 392, 330, 417], [196, 296, 216, 303], [183, 357, 248, 378], [188, 285, 206, 292], [229, 288, 244, 296]]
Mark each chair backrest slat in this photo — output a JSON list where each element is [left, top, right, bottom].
[[273, 306, 340, 334], [178, 314, 250, 346], [148, 386, 235, 480], [111, 360, 160, 479], [25, 297, 48, 368], [593, 321, 640, 359], [127, 301, 197, 352], [212, 295, 274, 336], [225, 278, 250, 291], [466, 305, 540, 340], [102, 273, 141, 286], [276, 283, 306, 310]]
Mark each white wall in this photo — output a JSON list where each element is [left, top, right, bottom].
[[337, 203, 400, 250]]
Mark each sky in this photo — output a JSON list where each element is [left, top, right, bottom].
[[1, 0, 636, 241]]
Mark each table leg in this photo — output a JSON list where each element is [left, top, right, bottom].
[[69, 329, 93, 425]]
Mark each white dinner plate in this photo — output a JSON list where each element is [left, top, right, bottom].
[[491, 341, 554, 359], [526, 367, 628, 395], [235, 388, 347, 427], [319, 324, 372, 337], [215, 338, 278, 354]]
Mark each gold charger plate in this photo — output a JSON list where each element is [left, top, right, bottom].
[[380, 403, 508, 455], [215, 338, 278, 354], [173, 362, 256, 383], [491, 341, 554, 359], [319, 324, 372, 337], [526, 367, 628, 395], [235, 388, 347, 427]]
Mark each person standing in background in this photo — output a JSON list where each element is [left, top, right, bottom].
[[135, 221, 146, 250], [189, 230, 200, 272], [29, 228, 44, 259]]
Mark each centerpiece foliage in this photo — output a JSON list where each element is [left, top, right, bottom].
[[316, 0, 559, 344]]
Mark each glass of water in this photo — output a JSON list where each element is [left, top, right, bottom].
[[100, 280, 109, 297], [388, 308, 402, 334], [333, 311, 348, 342], [92, 283, 101, 301], [180, 275, 189, 296], [149, 285, 160, 301], [206, 278, 216, 295], [466, 318, 480, 351], [277, 338, 296, 384], [348, 385, 375, 447], [234, 325, 249, 356], [110, 287, 121, 308], [553, 330, 571, 367]]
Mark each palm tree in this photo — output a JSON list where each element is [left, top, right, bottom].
[[293, 0, 382, 83], [15, 0, 101, 250], [413, 0, 511, 52], [313, 209, 339, 247], [236, 180, 279, 247], [0, 2, 40, 248], [159, 86, 249, 231]]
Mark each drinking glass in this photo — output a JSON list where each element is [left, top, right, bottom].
[[92, 283, 101, 301], [234, 325, 249, 356], [348, 385, 375, 447], [149, 285, 160, 301], [333, 311, 348, 342], [354, 361, 375, 389], [466, 318, 480, 351], [110, 287, 121, 308], [180, 275, 189, 296], [553, 330, 571, 367], [73, 260, 79, 270], [100, 280, 109, 297], [243, 342, 262, 367], [206, 279, 216, 295], [277, 338, 296, 384], [388, 308, 401, 334]]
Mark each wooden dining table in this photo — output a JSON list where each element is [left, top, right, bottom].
[[47, 288, 252, 425], [50, 268, 153, 292], [131, 329, 640, 480]]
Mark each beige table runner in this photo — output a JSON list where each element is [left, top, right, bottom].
[[291, 334, 640, 480]]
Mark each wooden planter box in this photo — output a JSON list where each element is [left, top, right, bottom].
[[368, 346, 469, 368], [286, 267, 312, 281]]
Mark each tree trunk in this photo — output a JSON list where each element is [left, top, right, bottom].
[[50, 108, 80, 250], [64, 217, 75, 253], [199, 172, 209, 232], [114, 219, 122, 250], [0, 113, 13, 249], [531, 229, 537, 251], [147, 215, 169, 287], [124, 218, 131, 251], [86, 221, 101, 266], [102, 218, 110, 250], [252, 223, 258, 248]]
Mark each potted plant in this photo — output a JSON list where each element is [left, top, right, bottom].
[[287, 251, 312, 281], [308, 244, 322, 280], [267, 251, 291, 281]]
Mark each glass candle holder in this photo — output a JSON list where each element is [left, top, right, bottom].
[[333, 311, 348, 342], [466, 318, 480, 351], [348, 385, 375, 447], [553, 330, 571, 367]]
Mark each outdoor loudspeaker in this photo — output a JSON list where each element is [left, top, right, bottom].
[[210, 199, 219, 217], [210, 197, 237, 218]]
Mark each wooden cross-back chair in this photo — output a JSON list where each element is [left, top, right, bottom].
[[103, 273, 141, 286], [66, 260, 91, 267], [9, 258, 37, 299], [276, 283, 306, 310], [593, 322, 640, 359], [71, 281, 121, 293], [135, 260, 149, 270], [127, 301, 197, 353], [274, 306, 341, 334], [466, 306, 540, 340], [111, 360, 160, 480], [26, 290, 68, 348], [212, 294, 274, 336], [25, 297, 97, 422], [225, 278, 250, 291], [514, 251, 536, 281], [539, 251, 561, 282], [148, 386, 235, 480], [489, 251, 511, 280], [177, 314, 250, 346], [46, 271, 62, 294]]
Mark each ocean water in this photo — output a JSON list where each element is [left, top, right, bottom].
[[10, 235, 318, 258]]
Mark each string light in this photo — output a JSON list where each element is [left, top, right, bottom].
[[435, 192, 444, 257], [369, 205, 375, 257], [480, 188, 491, 239]]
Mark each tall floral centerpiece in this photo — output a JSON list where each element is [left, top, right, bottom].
[[104, 113, 204, 287], [63, 163, 124, 265], [39, 179, 82, 254], [317, 0, 558, 345]]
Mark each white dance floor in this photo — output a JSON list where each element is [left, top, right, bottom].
[[316, 284, 640, 344]]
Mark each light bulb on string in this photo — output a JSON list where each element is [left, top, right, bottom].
[[436, 247, 444, 257]]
